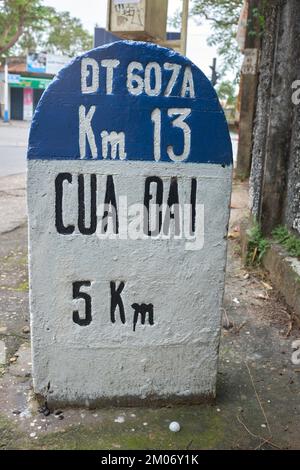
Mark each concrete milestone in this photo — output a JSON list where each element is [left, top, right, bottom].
[[27, 41, 232, 405]]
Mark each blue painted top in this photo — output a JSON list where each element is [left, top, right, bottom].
[[28, 41, 232, 165]]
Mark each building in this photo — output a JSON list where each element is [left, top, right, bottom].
[[0, 54, 69, 121]]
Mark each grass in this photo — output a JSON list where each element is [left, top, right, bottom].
[[14, 280, 29, 292], [246, 222, 269, 266], [272, 226, 300, 259]]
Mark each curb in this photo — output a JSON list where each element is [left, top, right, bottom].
[[240, 219, 300, 324]]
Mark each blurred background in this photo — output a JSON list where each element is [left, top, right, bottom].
[[0, 0, 243, 177]]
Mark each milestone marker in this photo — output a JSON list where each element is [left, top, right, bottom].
[[27, 41, 232, 405]]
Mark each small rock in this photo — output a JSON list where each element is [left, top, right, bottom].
[[114, 416, 125, 424], [12, 410, 21, 415], [169, 421, 181, 433], [54, 410, 63, 416], [22, 326, 30, 334], [9, 356, 17, 363]]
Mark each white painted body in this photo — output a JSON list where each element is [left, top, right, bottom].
[[28, 160, 231, 404]]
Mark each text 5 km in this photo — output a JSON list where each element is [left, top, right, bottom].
[[81, 58, 195, 98], [72, 280, 154, 333]]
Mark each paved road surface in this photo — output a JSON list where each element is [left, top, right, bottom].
[[0, 122, 28, 233], [0, 121, 29, 177], [0, 146, 27, 177]]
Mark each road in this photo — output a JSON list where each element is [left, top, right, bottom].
[[0, 122, 28, 233], [0, 121, 29, 177], [0, 146, 27, 177]]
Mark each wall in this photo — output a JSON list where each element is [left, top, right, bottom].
[[249, 0, 300, 236]]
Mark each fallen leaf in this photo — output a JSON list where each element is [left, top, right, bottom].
[[228, 232, 240, 239], [257, 293, 268, 300], [261, 281, 272, 290]]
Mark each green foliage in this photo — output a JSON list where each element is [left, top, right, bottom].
[[0, 0, 92, 56], [192, 0, 243, 78], [46, 11, 92, 56], [246, 222, 269, 266], [272, 226, 300, 259], [216, 80, 237, 106], [169, 0, 243, 79], [0, 0, 48, 55], [18, 10, 93, 56], [249, 0, 268, 38]]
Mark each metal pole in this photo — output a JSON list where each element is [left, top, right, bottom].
[[210, 57, 219, 87], [3, 59, 9, 123], [181, 0, 189, 56]]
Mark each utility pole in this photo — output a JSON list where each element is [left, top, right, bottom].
[[210, 58, 219, 87], [3, 58, 9, 123], [181, 0, 189, 56], [236, 0, 261, 179]]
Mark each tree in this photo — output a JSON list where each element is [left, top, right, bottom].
[[0, 0, 92, 56], [18, 10, 93, 56], [169, 0, 243, 78], [0, 0, 47, 55], [216, 80, 237, 107]]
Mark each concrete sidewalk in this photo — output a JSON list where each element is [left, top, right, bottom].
[[0, 181, 299, 449]]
